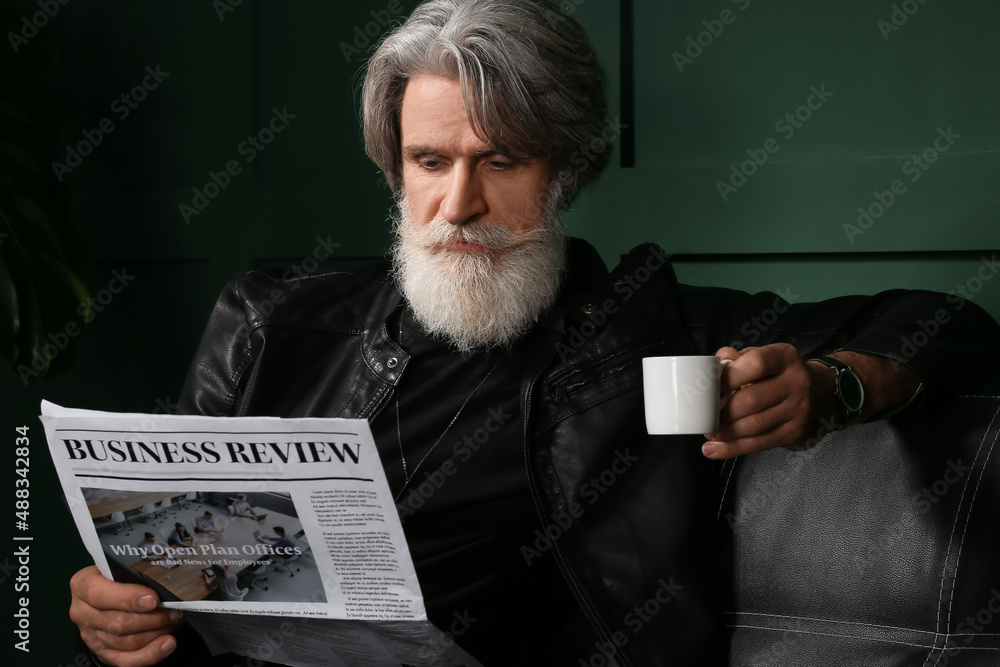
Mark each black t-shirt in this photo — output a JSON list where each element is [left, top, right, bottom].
[[368, 307, 585, 665]]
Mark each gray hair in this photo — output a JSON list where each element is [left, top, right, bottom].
[[362, 0, 609, 209]]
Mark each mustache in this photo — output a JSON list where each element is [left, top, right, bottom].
[[398, 218, 559, 253]]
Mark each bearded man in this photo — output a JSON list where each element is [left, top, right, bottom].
[[68, 1, 1000, 666]]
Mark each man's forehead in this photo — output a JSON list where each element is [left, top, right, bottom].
[[400, 75, 496, 154]]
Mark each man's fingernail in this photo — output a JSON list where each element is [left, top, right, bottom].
[[139, 595, 156, 610], [169, 609, 183, 622], [161, 636, 177, 654], [702, 442, 717, 457]]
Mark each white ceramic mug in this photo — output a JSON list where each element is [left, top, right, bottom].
[[642, 356, 733, 435]]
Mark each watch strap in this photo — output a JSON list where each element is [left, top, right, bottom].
[[809, 355, 851, 374]]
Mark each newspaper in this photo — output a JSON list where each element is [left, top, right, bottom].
[[40, 401, 483, 667]]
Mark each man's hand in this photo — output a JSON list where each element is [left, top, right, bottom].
[[701, 344, 920, 459], [69, 566, 183, 667], [700, 344, 834, 459]]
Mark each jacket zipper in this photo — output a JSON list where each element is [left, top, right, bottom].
[[522, 376, 631, 666]]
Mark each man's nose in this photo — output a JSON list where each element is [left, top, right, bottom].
[[440, 165, 486, 226]]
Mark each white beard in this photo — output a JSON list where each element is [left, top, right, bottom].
[[390, 188, 566, 353]]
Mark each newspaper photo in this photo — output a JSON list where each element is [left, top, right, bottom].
[[39, 401, 483, 667]]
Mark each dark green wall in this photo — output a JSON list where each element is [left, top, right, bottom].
[[566, 0, 999, 319], [2, 1, 998, 665]]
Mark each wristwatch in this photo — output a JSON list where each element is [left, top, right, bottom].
[[808, 355, 865, 422]]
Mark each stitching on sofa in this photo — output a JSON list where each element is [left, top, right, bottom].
[[928, 402, 1000, 667], [927, 402, 1000, 667], [929, 407, 991, 647], [716, 458, 738, 521], [942, 406, 1000, 635], [724, 613, 1000, 636], [725, 624, 938, 649], [725, 624, 1000, 651], [724, 611, 939, 635]]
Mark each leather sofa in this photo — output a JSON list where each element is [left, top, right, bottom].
[[717, 394, 1000, 666]]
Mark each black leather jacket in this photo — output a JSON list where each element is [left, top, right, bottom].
[[176, 238, 1000, 666]]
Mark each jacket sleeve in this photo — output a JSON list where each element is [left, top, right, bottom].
[[675, 282, 1000, 395], [177, 278, 255, 417]]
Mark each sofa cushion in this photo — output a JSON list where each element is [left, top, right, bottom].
[[719, 395, 1000, 666]]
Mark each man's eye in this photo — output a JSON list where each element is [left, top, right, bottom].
[[488, 160, 513, 171], [419, 159, 442, 170]]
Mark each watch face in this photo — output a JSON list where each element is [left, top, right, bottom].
[[839, 370, 865, 412]]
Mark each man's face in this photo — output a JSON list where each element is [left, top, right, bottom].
[[392, 76, 567, 352], [400, 75, 554, 239]]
